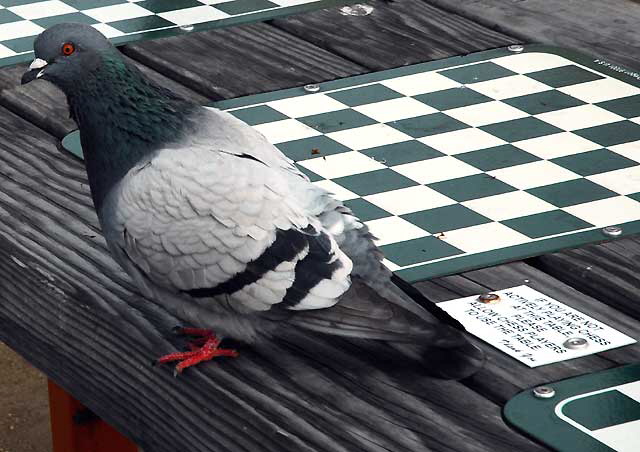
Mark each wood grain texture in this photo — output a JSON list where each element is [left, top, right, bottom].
[[531, 237, 640, 321], [271, 0, 516, 70], [0, 106, 547, 452], [425, 0, 640, 69], [120, 23, 366, 100]]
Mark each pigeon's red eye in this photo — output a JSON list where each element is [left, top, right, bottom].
[[61, 42, 75, 56]]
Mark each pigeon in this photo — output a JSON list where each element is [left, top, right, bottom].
[[22, 23, 485, 379]]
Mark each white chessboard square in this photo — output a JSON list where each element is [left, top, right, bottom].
[[565, 196, 640, 227], [469, 75, 551, 100], [267, 94, 346, 118], [311, 179, 358, 201], [587, 166, 640, 195], [444, 101, 529, 127], [592, 419, 640, 452], [365, 216, 429, 246], [326, 123, 412, 150], [83, 3, 153, 23], [158, 6, 229, 25], [0, 20, 43, 41], [608, 141, 640, 163], [618, 381, 640, 401], [393, 156, 481, 184], [492, 53, 574, 74], [8, 1, 76, 20], [489, 161, 580, 190], [559, 78, 640, 103], [353, 97, 438, 122], [418, 128, 507, 154], [364, 185, 456, 215], [514, 132, 601, 159], [252, 119, 320, 144], [0, 43, 15, 58], [535, 105, 624, 131], [381, 72, 462, 96], [439, 222, 529, 254], [462, 191, 556, 221], [298, 150, 386, 179], [91, 23, 125, 38]]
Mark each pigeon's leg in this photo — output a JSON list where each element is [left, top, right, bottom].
[[156, 328, 238, 376]]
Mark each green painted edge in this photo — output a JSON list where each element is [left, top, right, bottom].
[[0, 0, 356, 68], [503, 363, 640, 452]]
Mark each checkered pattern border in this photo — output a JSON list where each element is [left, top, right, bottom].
[[62, 46, 640, 282], [0, 0, 349, 67], [505, 364, 640, 452]]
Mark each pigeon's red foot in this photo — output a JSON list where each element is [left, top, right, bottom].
[[156, 328, 238, 376]]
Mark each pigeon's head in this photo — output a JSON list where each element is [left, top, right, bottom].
[[21, 23, 115, 90]]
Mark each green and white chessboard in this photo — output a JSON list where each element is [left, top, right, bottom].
[[504, 364, 640, 452], [62, 46, 640, 282], [0, 0, 350, 67]]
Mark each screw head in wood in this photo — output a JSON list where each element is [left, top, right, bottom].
[[304, 84, 320, 93], [478, 293, 501, 304], [533, 386, 555, 399], [602, 225, 622, 237], [179, 24, 194, 32], [339, 4, 374, 16], [563, 337, 588, 350], [508, 44, 524, 53]]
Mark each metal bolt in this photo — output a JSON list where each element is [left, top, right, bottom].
[[304, 84, 320, 93], [602, 225, 622, 237], [523, 279, 530, 283], [563, 337, 588, 350], [478, 293, 501, 304], [508, 44, 524, 53], [339, 4, 374, 16], [179, 24, 194, 32], [533, 386, 556, 399]]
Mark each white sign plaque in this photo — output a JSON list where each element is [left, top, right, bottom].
[[437, 285, 636, 367]]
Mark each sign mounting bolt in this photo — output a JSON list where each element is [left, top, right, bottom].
[[508, 44, 524, 53], [533, 386, 556, 399], [304, 84, 320, 93], [563, 337, 588, 350], [602, 225, 622, 237], [478, 293, 501, 304]]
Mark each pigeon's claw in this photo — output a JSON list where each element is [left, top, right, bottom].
[[156, 329, 238, 376]]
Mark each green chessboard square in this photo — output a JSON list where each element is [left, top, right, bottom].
[[333, 169, 418, 196], [401, 204, 491, 233], [389, 113, 469, 138], [527, 178, 617, 207], [342, 198, 391, 222], [61, 0, 124, 8], [0, 9, 22, 24], [413, 88, 492, 111], [480, 117, 563, 142], [298, 109, 377, 134], [596, 95, 640, 118], [428, 174, 517, 202], [503, 90, 586, 115], [380, 236, 464, 266], [455, 144, 540, 171], [215, 0, 280, 15], [110, 15, 176, 34], [527, 65, 605, 88], [438, 62, 516, 84], [628, 192, 640, 203], [360, 140, 443, 166], [276, 136, 351, 162], [502, 210, 593, 238], [563, 390, 640, 431], [295, 165, 323, 182], [230, 105, 289, 125], [137, 0, 204, 14], [575, 120, 640, 146], [328, 84, 404, 107], [32, 12, 99, 28], [1, 35, 39, 53], [551, 149, 639, 176]]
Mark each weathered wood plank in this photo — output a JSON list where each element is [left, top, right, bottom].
[[271, 0, 516, 70], [0, 55, 208, 140], [531, 237, 640, 321], [120, 23, 366, 100], [0, 105, 547, 452], [425, 0, 640, 69]]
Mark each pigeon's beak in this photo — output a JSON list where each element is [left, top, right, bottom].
[[21, 58, 48, 85]]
